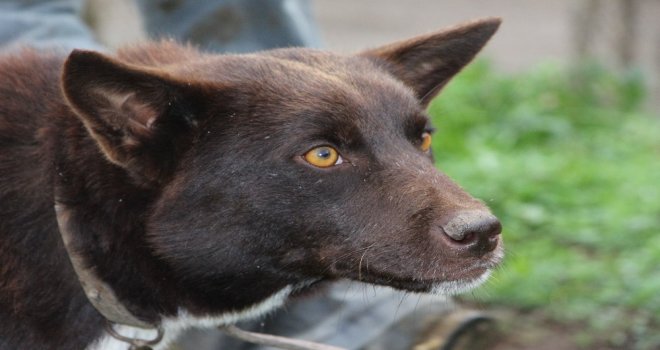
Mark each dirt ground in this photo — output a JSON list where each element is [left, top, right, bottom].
[[442, 306, 629, 350]]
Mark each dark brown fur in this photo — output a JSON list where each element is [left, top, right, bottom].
[[0, 19, 502, 349]]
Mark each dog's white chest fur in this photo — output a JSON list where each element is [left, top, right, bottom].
[[87, 285, 295, 350]]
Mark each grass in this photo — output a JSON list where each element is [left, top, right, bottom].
[[427, 60, 660, 349]]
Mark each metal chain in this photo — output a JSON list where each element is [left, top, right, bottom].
[[220, 325, 347, 350]]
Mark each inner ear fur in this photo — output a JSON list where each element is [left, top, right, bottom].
[[360, 17, 501, 106], [61, 50, 210, 185]]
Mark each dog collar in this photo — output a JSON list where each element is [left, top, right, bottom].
[[55, 202, 164, 349]]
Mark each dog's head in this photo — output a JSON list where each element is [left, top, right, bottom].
[[61, 18, 503, 307]]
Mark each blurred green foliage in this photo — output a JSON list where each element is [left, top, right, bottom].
[[428, 61, 660, 348]]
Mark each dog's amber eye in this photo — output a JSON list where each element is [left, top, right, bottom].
[[304, 146, 342, 168], [420, 132, 432, 152]]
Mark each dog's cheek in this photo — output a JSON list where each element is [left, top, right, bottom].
[[226, 167, 369, 275]]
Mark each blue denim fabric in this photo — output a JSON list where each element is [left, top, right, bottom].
[[0, 0, 104, 51], [0, 0, 320, 53], [136, 0, 321, 53]]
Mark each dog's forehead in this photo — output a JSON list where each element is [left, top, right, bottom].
[[195, 50, 424, 125], [272, 49, 421, 110]]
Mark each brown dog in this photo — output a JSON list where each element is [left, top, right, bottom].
[[0, 18, 502, 350]]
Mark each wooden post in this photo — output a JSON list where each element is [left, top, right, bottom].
[[618, 0, 639, 68], [573, 0, 601, 61]]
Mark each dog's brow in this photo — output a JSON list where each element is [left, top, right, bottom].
[[309, 115, 363, 149], [405, 113, 432, 136]]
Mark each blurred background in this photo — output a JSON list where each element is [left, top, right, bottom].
[[84, 0, 660, 349]]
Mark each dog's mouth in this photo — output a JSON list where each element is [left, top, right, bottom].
[[319, 220, 504, 296], [328, 252, 501, 296]]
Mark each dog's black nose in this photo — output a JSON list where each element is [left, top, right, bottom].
[[441, 210, 501, 254]]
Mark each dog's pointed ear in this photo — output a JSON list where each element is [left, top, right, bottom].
[[62, 50, 210, 184], [360, 17, 501, 106]]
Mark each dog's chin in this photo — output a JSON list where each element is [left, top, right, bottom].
[[429, 270, 492, 296]]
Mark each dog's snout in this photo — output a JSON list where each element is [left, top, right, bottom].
[[440, 210, 501, 254]]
